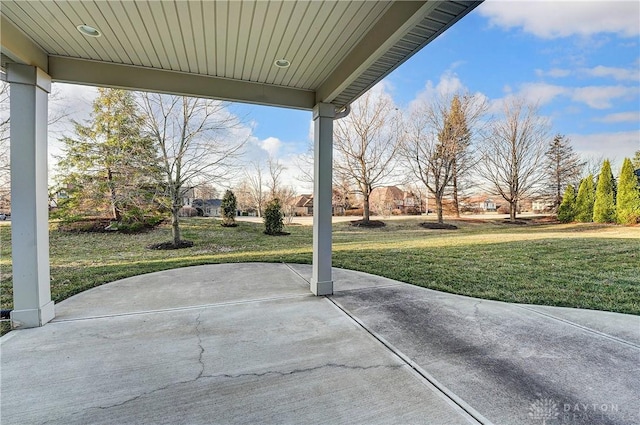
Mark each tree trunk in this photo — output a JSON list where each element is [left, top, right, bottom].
[[363, 195, 370, 222], [509, 201, 517, 221], [435, 196, 444, 224], [107, 168, 121, 222], [452, 161, 460, 218], [171, 206, 181, 246]]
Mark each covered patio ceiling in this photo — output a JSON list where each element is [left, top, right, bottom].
[[1, 0, 481, 110]]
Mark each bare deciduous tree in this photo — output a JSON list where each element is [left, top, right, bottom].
[[0, 82, 10, 204], [244, 160, 267, 217], [266, 155, 285, 200], [333, 90, 400, 223], [401, 93, 486, 223], [1, 81, 72, 212], [139, 93, 245, 247], [478, 97, 549, 221]]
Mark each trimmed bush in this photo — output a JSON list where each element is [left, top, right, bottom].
[[593, 159, 616, 223], [574, 175, 595, 222], [264, 198, 284, 235], [557, 184, 576, 223], [221, 190, 237, 226], [616, 158, 640, 225]]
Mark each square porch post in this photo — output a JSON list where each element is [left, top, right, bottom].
[[7, 64, 54, 328], [311, 103, 334, 295]]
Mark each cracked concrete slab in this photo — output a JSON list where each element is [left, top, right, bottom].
[[1, 269, 474, 425], [2, 263, 638, 425], [330, 281, 640, 425]]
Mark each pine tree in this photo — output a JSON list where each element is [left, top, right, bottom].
[[593, 159, 616, 223], [557, 184, 576, 223], [632, 150, 640, 170], [221, 189, 237, 227], [441, 95, 472, 217], [56, 88, 162, 223], [616, 158, 640, 225], [574, 175, 595, 222], [544, 134, 583, 209]]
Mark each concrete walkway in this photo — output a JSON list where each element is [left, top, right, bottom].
[[1, 263, 638, 425]]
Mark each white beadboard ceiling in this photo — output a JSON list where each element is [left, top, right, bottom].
[[1, 0, 481, 110]]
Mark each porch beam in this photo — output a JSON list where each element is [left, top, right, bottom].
[[48, 56, 315, 110]]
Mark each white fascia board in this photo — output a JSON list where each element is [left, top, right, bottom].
[[315, 0, 437, 104], [48, 56, 315, 110], [1, 15, 48, 72]]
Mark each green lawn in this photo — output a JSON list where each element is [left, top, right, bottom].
[[1, 217, 639, 317]]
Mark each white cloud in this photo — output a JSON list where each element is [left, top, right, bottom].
[[582, 65, 640, 81], [260, 136, 282, 157], [518, 82, 568, 105], [479, 1, 640, 39], [535, 65, 640, 82], [536, 68, 571, 78], [569, 130, 640, 166], [571, 85, 634, 109], [409, 71, 467, 112], [492, 82, 638, 110], [594, 111, 640, 123]]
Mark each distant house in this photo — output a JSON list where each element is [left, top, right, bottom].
[[369, 186, 422, 215], [192, 198, 223, 217], [532, 199, 555, 213], [461, 196, 498, 213], [290, 194, 313, 216], [484, 199, 496, 212]]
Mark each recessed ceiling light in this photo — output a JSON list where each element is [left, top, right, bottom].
[[77, 24, 101, 38], [274, 59, 290, 69]]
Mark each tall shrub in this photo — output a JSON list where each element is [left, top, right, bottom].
[[557, 184, 576, 223], [574, 175, 595, 222], [221, 190, 237, 227], [616, 158, 640, 225], [264, 198, 284, 235], [593, 160, 616, 223]]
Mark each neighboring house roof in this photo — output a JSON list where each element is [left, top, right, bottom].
[[370, 186, 405, 203], [291, 195, 313, 208], [193, 199, 222, 208]]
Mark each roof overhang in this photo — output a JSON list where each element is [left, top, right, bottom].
[[1, 1, 481, 110]]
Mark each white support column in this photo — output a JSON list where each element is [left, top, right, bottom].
[[7, 64, 55, 328], [311, 103, 335, 295]]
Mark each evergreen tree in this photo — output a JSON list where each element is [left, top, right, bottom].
[[574, 175, 595, 222], [632, 150, 640, 170], [56, 88, 162, 223], [593, 159, 616, 223], [557, 184, 576, 223], [221, 189, 237, 227], [616, 158, 640, 225], [544, 134, 583, 209], [263, 198, 284, 235], [441, 95, 472, 217]]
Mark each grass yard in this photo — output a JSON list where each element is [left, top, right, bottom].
[[1, 217, 639, 320]]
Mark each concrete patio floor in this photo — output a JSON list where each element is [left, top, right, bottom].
[[1, 263, 638, 425]]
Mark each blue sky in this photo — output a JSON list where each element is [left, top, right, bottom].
[[233, 1, 639, 175], [50, 1, 639, 189]]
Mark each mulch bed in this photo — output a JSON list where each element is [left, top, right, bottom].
[[147, 240, 194, 250], [420, 222, 458, 230], [263, 231, 291, 236], [350, 219, 386, 228]]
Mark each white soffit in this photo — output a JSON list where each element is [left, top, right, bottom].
[[1, 1, 481, 110]]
